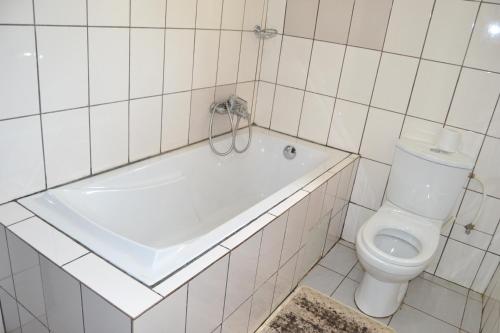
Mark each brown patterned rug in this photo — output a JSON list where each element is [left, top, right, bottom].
[[257, 286, 395, 333]]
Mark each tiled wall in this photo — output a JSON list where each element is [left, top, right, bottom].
[[0, 0, 265, 204], [254, 0, 500, 293], [482, 262, 500, 332]]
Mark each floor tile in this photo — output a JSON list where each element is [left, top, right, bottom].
[[300, 265, 344, 296], [331, 277, 358, 308], [404, 277, 467, 327], [390, 304, 460, 333], [347, 262, 364, 283], [319, 243, 357, 275]]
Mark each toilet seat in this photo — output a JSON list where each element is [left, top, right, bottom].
[[359, 205, 440, 268]]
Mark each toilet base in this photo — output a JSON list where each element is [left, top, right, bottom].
[[354, 272, 408, 318]]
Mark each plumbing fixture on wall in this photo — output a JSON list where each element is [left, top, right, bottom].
[[253, 25, 278, 39], [208, 95, 252, 156]]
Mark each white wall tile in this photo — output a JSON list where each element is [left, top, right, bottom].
[[337, 47, 381, 104], [272, 254, 298, 309], [189, 87, 215, 143], [129, 96, 162, 161], [34, 0, 86, 25], [456, 191, 500, 235], [193, 30, 220, 89], [37, 27, 88, 112], [224, 232, 262, 319], [82, 286, 131, 333], [0, 26, 39, 120], [342, 203, 375, 243], [7, 232, 46, 325], [243, 0, 265, 30], [255, 214, 286, 289], [131, 0, 166, 27], [89, 28, 129, 105], [465, 4, 500, 72], [277, 36, 312, 89], [42, 108, 90, 187], [489, 103, 500, 138], [472, 252, 500, 294], [280, 197, 309, 266], [221, 0, 245, 30], [259, 36, 282, 83], [90, 101, 129, 173], [161, 92, 191, 152], [130, 28, 164, 98], [265, 0, 286, 33], [186, 255, 229, 333], [88, 0, 130, 26], [196, 0, 223, 29], [18, 306, 49, 333], [134, 285, 187, 333], [423, 0, 479, 64], [351, 158, 390, 210], [221, 297, 251, 333], [164, 29, 194, 94], [371, 53, 419, 113], [165, 0, 196, 28], [248, 275, 276, 332], [254, 81, 275, 127], [0, 0, 33, 24], [298, 92, 334, 144], [217, 31, 241, 85], [471, 136, 500, 198], [447, 68, 500, 133], [436, 239, 484, 288], [306, 41, 345, 97], [407, 60, 460, 123], [238, 32, 260, 83], [360, 108, 404, 164], [327, 100, 368, 153], [270, 85, 304, 136], [450, 224, 491, 250], [40, 256, 84, 333], [0, 288, 20, 332], [383, 0, 434, 57]]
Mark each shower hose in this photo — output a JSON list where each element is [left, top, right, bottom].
[[208, 99, 252, 156]]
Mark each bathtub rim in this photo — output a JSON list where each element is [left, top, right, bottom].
[[17, 127, 357, 287]]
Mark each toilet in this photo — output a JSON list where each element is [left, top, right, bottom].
[[354, 135, 474, 318]]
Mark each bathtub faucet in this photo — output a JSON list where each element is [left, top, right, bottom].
[[208, 95, 252, 156]]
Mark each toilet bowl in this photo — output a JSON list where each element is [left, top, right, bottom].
[[353, 135, 474, 318], [354, 203, 440, 317]]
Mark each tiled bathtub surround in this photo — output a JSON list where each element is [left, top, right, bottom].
[[254, 0, 500, 293], [0, 155, 358, 333], [0, 0, 265, 202]]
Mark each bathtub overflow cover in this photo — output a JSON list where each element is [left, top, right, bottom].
[[283, 145, 296, 160]]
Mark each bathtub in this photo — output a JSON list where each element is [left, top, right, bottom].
[[21, 127, 350, 286]]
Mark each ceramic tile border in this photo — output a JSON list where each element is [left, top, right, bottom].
[[8, 216, 88, 266], [64, 253, 162, 318], [153, 245, 229, 297], [0, 202, 34, 227]]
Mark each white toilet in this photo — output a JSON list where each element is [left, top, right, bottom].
[[354, 135, 474, 318]]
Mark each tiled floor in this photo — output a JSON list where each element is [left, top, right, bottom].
[[300, 240, 483, 333]]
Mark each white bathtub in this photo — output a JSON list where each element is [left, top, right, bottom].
[[21, 127, 349, 286]]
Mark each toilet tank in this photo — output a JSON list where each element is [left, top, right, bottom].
[[386, 138, 474, 221]]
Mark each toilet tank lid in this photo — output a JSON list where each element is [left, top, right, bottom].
[[396, 138, 474, 170]]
